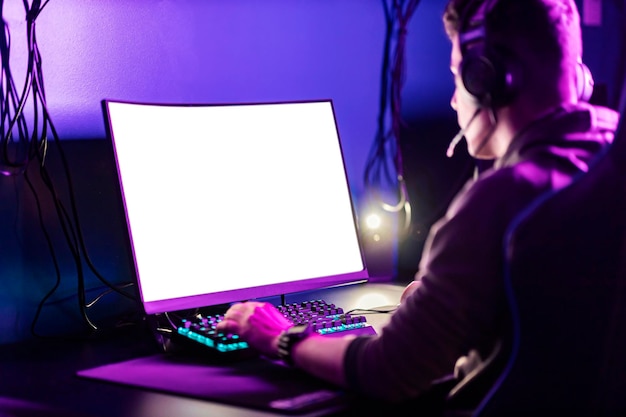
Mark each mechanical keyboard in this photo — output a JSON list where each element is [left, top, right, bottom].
[[171, 299, 370, 356]]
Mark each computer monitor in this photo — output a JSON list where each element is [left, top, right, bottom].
[[102, 99, 369, 314]]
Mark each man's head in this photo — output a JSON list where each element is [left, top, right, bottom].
[[444, 0, 584, 159]]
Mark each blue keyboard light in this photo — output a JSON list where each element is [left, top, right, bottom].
[[173, 300, 368, 355]]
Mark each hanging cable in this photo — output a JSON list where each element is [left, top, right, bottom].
[[2, 0, 136, 335], [364, 0, 422, 234]]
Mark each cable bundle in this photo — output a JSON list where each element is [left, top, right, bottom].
[[1, 0, 135, 337], [363, 0, 422, 232]]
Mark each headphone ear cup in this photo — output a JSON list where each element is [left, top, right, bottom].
[[461, 51, 497, 107], [461, 46, 517, 108], [576, 61, 594, 102]]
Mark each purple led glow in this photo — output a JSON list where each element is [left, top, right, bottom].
[[9, 0, 385, 195]]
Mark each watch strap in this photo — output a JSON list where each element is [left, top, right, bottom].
[[277, 324, 311, 366]]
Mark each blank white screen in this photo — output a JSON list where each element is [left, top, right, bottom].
[[105, 100, 366, 311]]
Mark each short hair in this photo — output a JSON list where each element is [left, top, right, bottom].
[[443, 0, 582, 98]]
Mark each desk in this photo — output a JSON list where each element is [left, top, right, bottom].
[[0, 283, 405, 417]]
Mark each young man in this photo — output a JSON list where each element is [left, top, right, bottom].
[[216, 0, 620, 406]]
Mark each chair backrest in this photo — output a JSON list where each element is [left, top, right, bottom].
[[473, 121, 626, 416]]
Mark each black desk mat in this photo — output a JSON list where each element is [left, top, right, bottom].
[[77, 352, 349, 414]]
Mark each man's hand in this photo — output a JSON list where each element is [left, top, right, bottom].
[[216, 302, 293, 357], [400, 280, 422, 303]]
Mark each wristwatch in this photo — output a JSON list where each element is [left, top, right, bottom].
[[277, 324, 312, 366]]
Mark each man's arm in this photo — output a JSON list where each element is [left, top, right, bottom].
[[290, 334, 356, 387], [216, 301, 355, 387]]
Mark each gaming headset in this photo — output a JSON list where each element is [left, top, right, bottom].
[[458, 0, 594, 109]]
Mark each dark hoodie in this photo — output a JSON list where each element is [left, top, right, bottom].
[[344, 102, 620, 402]]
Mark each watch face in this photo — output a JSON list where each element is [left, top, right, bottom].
[[287, 324, 311, 335]]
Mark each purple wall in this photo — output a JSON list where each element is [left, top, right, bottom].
[[6, 0, 388, 193]]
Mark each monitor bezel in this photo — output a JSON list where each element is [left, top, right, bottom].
[[102, 98, 369, 315]]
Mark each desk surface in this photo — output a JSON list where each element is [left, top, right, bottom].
[[0, 282, 404, 417]]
